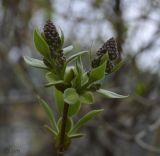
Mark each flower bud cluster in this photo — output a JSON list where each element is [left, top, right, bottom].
[[92, 37, 119, 74], [43, 20, 66, 67]]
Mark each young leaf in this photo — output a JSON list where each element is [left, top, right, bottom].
[[70, 109, 103, 133], [63, 45, 73, 55], [113, 61, 124, 73], [66, 51, 88, 64], [81, 72, 89, 86], [63, 88, 79, 105], [24, 56, 48, 69], [68, 101, 81, 117], [64, 66, 75, 83], [89, 61, 106, 82], [54, 88, 64, 115], [57, 117, 73, 133], [46, 72, 58, 82], [37, 96, 58, 132], [44, 80, 64, 87], [59, 27, 64, 47], [80, 91, 94, 104], [44, 125, 58, 137], [34, 28, 50, 58], [96, 89, 128, 98], [72, 57, 83, 88], [68, 133, 85, 139]]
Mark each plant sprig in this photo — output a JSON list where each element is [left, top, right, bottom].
[[24, 20, 128, 156]]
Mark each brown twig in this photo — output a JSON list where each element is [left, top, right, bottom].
[[57, 103, 69, 156]]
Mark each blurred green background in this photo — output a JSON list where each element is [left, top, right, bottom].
[[0, 0, 160, 156]]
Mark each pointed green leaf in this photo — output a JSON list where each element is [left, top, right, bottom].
[[113, 61, 124, 73], [70, 109, 103, 133], [44, 80, 64, 87], [44, 125, 58, 136], [46, 72, 58, 82], [63, 88, 79, 105], [63, 45, 73, 55], [66, 51, 88, 64], [100, 53, 109, 64], [54, 88, 64, 115], [59, 27, 64, 47], [97, 89, 128, 98], [34, 28, 50, 57], [68, 133, 85, 139], [71, 57, 85, 89], [64, 66, 75, 83], [57, 117, 73, 133], [37, 96, 58, 132], [80, 91, 94, 104], [45, 72, 63, 87], [81, 72, 89, 86], [68, 101, 81, 116], [24, 56, 48, 69], [89, 61, 106, 82]]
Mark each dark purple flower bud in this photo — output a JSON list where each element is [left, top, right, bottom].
[[105, 37, 119, 60], [105, 60, 114, 73], [91, 57, 101, 68], [43, 20, 61, 51], [96, 37, 119, 61]]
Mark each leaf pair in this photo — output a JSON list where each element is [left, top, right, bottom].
[[64, 88, 94, 105], [54, 88, 81, 117]]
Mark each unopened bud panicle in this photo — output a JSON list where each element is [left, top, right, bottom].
[[91, 37, 119, 75], [43, 20, 61, 52], [105, 37, 118, 61], [96, 37, 118, 60], [91, 57, 101, 68], [43, 20, 66, 68], [105, 60, 114, 74]]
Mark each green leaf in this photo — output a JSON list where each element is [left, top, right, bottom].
[[113, 61, 124, 73], [100, 53, 109, 64], [68, 133, 84, 139], [63, 88, 79, 105], [34, 28, 50, 57], [63, 45, 73, 55], [66, 51, 88, 64], [59, 27, 64, 47], [96, 89, 128, 98], [70, 109, 103, 133], [89, 61, 106, 82], [57, 117, 73, 133], [44, 125, 58, 137], [23, 56, 48, 69], [46, 72, 58, 82], [44, 80, 64, 87], [45, 72, 63, 87], [37, 96, 58, 132], [80, 91, 94, 104], [54, 88, 64, 115], [68, 101, 81, 116], [74, 57, 83, 88], [71, 57, 85, 89], [64, 66, 75, 83], [81, 72, 89, 86]]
